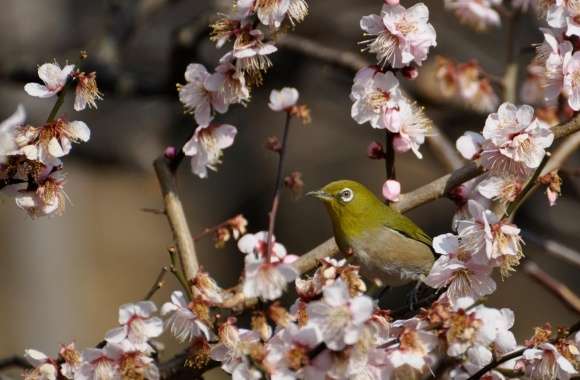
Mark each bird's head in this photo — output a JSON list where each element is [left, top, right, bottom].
[[307, 180, 383, 223]]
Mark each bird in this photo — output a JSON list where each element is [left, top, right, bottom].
[[307, 179, 434, 290]]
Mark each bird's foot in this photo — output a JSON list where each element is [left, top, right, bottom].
[[408, 282, 422, 311]]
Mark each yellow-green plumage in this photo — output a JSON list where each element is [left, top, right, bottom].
[[309, 180, 434, 286]]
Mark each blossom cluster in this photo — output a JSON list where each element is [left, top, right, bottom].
[[352, 2, 437, 163], [0, 59, 102, 218], [177, 0, 309, 178], [435, 56, 500, 113]]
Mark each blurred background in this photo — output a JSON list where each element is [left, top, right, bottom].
[[0, 0, 578, 378]]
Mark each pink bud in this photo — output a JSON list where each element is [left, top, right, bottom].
[[384, 0, 399, 4], [392, 135, 411, 153], [382, 179, 401, 202], [367, 141, 385, 159], [164, 146, 177, 159], [547, 188, 558, 206], [402, 66, 418, 80]]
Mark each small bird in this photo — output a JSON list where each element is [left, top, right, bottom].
[[308, 180, 434, 288]]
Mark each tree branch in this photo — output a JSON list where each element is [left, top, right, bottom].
[[523, 230, 580, 269], [524, 261, 580, 314], [0, 356, 31, 371], [153, 157, 199, 294]]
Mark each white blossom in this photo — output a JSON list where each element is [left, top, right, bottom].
[[269, 87, 299, 112], [25, 63, 74, 98], [178, 63, 228, 126], [182, 124, 237, 178], [307, 279, 373, 350], [104, 301, 163, 353], [161, 290, 212, 342], [0, 104, 26, 162], [360, 3, 437, 68], [444, 0, 501, 31]]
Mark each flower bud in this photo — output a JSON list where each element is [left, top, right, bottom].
[[265, 136, 282, 152], [384, 0, 400, 4], [382, 179, 401, 202], [164, 146, 177, 159], [402, 65, 418, 80], [367, 141, 385, 159]]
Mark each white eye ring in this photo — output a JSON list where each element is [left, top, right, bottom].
[[339, 188, 354, 203]]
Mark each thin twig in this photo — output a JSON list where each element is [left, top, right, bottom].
[[266, 113, 292, 262], [192, 214, 241, 242], [523, 230, 580, 269], [153, 156, 199, 294], [524, 261, 580, 314], [0, 356, 31, 370], [144, 266, 169, 300], [46, 87, 67, 123], [385, 131, 396, 180]]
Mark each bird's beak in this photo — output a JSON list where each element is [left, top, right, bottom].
[[306, 189, 333, 201]]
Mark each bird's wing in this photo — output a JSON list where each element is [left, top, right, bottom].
[[381, 208, 433, 248]]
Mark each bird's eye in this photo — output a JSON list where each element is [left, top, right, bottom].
[[339, 188, 354, 203]]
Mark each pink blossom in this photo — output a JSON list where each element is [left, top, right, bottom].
[[161, 291, 212, 342], [178, 63, 228, 126], [25, 63, 74, 98], [24, 349, 58, 380], [306, 279, 374, 350], [104, 301, 163, 353], [209, 62, 250, 105], [182, 124, 237, 178], [444, 0, 501, 31], [547, 2, 580, 38], [74, 72, 103, 111], [15, 170, 67, 218], [360, 3, 437, 68], [425, 234, 496, 302], [563, 50, 580, 110], [537, 28, 573, 103], [75, 344, 123, 380], [350, 67, 405, 130], [522, 342, 578, 379], [388, 318, 438, 372], [482, 102, 554, 173], [456, 131, 485, 160], [269, 87, 299, 112], [390, 100, 431, 158], [211, 320, 261, 375], [382, 179, 401, 201], [242, 253, 297, 301], [14, 119, 90, 166], [0, 104, 26, 162]]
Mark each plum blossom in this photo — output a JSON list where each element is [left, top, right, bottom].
[[161, 290, 212, 342], [456, 200, 524, 275], [481, 103, 554, 175], [13, 118, 90, 165], [116, 348, 160, 380], [425, 234, 496, 302], [536, 28, 573, 103], [25, 63, 74, 98], [24, 349, 58, 380], [223, 28, 277, 81], [444, 0, 501, 31], [74, 72, 103, 111], [390, 100, 432, 158], [182, 123, 237, 178], [211, 319, 261, 375], [238, 0, 309, 27], [269, 87, 299, 112], [521, 342, 579, 380], [436, 57, 500, 113], [59, 343, 82, 379], [388, 318, 438, 373], [477, 175, 524, 204], [547, 2, 580, 38], [350, 67, 405, 130], [0, 104, 26, 162], [15, 170, 67, 218], [104, 301, 163, 353], [563, 51, 580, 110], [75, 344, 123, 380], [382, 179, 401, 202], [446, 297, 517, 359], [306, 279, 373, 350], [263, 323, 321, 379], [456, 131, 485, 160], [210, 62, 250, 105], [360, 3, 437, 68], [178, 63, 228, 126]]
